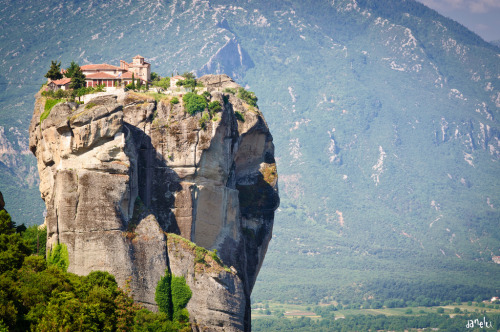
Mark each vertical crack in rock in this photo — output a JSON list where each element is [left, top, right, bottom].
[[30, 75, 279, 332]]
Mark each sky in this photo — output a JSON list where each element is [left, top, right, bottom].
[[416, 0, 500, 42]]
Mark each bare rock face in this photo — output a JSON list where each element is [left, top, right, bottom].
[[29, 75, 279, 331]]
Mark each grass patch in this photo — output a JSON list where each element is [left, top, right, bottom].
[[85, 102, 97, 109], [144, 92, 170, 102], [40, 98, 63, 122]]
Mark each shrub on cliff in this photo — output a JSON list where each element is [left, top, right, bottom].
[[171, 275, 192, 322], [155, 270, 192, 325], [47, 243, 69, 271], [182, 92, 207, 115], [208, 100, 222, 114], [155, 271, 173, 319], [237, 87, 258, 107]]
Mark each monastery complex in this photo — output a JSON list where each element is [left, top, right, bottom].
[[48, 55, 151, 90]]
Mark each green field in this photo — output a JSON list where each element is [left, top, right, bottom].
[[252, 301, 500, 319]]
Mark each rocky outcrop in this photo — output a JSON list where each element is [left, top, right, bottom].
[[29, 75, 279, 331], [0, 191, 5, 212]]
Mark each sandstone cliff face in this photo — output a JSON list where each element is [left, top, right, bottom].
[[29, 75, 278, 331]]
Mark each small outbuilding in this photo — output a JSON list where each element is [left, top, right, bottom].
[[47, 78, 71, 91]]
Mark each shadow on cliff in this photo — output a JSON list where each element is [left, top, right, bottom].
[[125, 123, 182, 235]]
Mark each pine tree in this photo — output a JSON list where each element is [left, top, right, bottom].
[[131, 73, 136, 90], [45, 60, 63, 80], [69, 65, 86, 90], [64, 61, 79, 78]]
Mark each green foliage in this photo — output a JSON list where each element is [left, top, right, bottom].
[[182, 72, 195, 80], [40, 98, 63, 122], [94, 84, 105, 92], [237, 87, 258, 107], [54, 88, 65, 99], [133, 309, 186, 332], [182, 92, 207, 115], [131, 73, 136, 90], [199, 112, 210, 130], [170, 275, 192, 321], [153, 77, 170, 90], [155, 270, 191, 325], [44, 60, 63, 80], [194, 246, 206, 264], [76, 86, 98, 98], [223, 88, 236, 94], [253, 313, 500, 331], [69, 63, 86, 90], [210, 249, 222, 265], [21, 225, 47, 257], [155, 270, 173, 319], [150, 72, 160, 81], [170, 97, 179, 105], [0, 210, 31, 274], [208, 100, 222, 114], [176, 78, 196, 89], [202, 91, 211, 100], [47, 243, 69, 272], [234, 111, 245, 122], [65, 61, 79, 78], [85, 102, 97, 109]]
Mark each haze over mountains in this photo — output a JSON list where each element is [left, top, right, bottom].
[[0, 0, 499, 305]]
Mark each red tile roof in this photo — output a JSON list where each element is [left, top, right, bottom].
[[51, 78, 71, 85], [81, 63, 122, 71], [85, 72, 119, 79], [120, 72, 146, 81]]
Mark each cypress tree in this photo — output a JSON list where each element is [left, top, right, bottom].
[[45, 60, 63, 80]]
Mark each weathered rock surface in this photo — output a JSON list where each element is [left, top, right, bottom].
[[29, 75, 279, 331]]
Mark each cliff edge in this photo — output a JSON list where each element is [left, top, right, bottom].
[[28, 74, 279, 331]]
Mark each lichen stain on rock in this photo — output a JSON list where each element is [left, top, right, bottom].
[[29, 74, 278, 332]]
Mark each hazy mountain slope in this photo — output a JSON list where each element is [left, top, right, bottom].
[[0, 0, 499, 304]]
